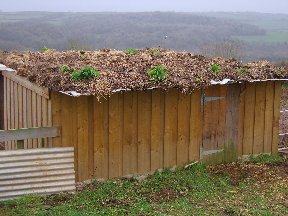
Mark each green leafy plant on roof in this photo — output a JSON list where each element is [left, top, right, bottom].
[[147, 65, 167, 82], [71, 66, 100, 80], [124, 48, 139, 55], [60, 64, 71, 73], [209, 64, 222, 73], [40, 46, 49, 52], [235, 67, 248, 73]]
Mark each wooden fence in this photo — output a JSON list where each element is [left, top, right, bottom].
[[51, 89, 203, 181], [2, 71, 52, 150]]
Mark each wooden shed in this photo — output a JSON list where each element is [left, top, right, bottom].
[[0, 50, 287, 183]]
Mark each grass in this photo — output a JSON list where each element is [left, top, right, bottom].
[[0, 154, 287, 216], [235, 32, 288, 44]]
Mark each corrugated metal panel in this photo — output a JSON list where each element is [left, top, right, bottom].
[[0, 147, 75, 200]]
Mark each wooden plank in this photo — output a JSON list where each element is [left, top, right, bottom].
[[217, 86, 227, 152], [1, 71, 49, 99], [26, 89, 33, 148], [10, 81, 15, 149], [60, 94, 73, 148], [42, 98, 48, 147], [14, 82, 19, 130], [253, 82, 266, 154], [0, 127, 61, 142], [177, 92, 190, 166], [36, 94, 42, 147], [17, 85, 23, 130], [272, 82, 282, 155], [0, 73, 3, 130], [51, 92, 62, 147], [151, 90, 164, 171], [225, 84, 240, 162], [137, 91, 152, 173], [237, 83, 246, 157], [31, 91, 37, 148], [76, 96, 89, 181], [6, 79, 11, 149], [47, 100, 52, 147], [123, 92, 138, 176], [3, 78, 7, 130], [71, 97, 78, 180], [263, 82, 274, 153], [22, 87, 28, 148], [189, 90, 202, 161], [108, 93, 123, 178], [164, 89, 178, 167], [94, 98, 109, 179], [87, 96, 94, 179], [242, 83, 256, 155]]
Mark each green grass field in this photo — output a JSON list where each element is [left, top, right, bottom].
[[235, 31, 288, 44], [0, 154, 287, 216]]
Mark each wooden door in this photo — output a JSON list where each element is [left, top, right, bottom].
[[201, 85, 227, 163]]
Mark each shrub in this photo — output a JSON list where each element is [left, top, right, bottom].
[[71, 66, 100, 80], [209, 64, 222, 73], [147, 65, 167, 82], [124, 48, 139, 55]]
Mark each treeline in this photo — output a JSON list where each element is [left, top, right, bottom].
[[0, 12, 287, 62]]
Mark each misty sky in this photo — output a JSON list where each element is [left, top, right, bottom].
[[0, 0, 288, 14]]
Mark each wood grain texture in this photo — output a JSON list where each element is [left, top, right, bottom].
[[108, 94, 123, 178], [123, 92, 138, 175], [94, 98, 109, 179], [137, 91, 152, 173], [253, 82, 266, 154], [76, 96, 89, 181], [272, 82, 282, 155], [51, 92, 62, 148], [242, 83, 256, 155], [225, 84, 240, 162], [263, 82, 274, 153], [151, 90, 164, 171], [177, 92, 190, 166], [164, 89, 178, 167], [189, 90, 202, 161], [237, 84, 246, 157]]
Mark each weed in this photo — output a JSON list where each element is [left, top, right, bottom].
[[249, 154, 284, 164], [124, 48, 139, 55], [148, 48, 161, 56], [209, 64, 222, 73], [146, 65, 167, 82], [59, 64, 71, 73], [235, 67, 248, 73], [71, 66, 100, 80], [40, 46, 49, 52]]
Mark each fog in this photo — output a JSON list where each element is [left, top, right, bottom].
[[1, 0, 288, 14]]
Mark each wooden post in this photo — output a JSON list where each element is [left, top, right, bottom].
[[0, 73, 3, 130], [225, 84, 241, 162]]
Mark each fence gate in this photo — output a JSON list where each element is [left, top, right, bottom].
[[201, 85, 227, 163], [0, 127, 76, 200]]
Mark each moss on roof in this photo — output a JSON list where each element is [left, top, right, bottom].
[[0, 48, 287, 98]]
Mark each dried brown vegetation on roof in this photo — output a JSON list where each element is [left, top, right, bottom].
[[0, 48, 287, 98]]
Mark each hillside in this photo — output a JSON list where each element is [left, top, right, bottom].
[[0, 12, 288, 62]]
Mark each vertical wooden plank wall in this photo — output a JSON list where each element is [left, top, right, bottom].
[[51, 81, 282, 182], [237, 81, 281, 157], [52, 89, 202, 182], [2, 76, 51, 150]]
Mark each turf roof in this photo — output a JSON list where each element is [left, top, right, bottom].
[[0, 48, 287, 98]]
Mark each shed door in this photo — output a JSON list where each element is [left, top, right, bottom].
[[201, 85, 227, 163]]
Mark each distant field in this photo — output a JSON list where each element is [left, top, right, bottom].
[[235, 31, 288, 44]]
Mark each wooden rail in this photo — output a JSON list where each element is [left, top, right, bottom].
[[0, 127, 61, 142]]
